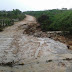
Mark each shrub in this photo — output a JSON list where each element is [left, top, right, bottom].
[[37, 15, 51, 31]]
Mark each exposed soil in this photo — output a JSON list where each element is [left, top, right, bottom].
[[0, 15, 72, 72], [23, 20, 72, 50]]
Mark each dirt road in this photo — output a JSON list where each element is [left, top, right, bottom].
[[0, 15, 72, 72]]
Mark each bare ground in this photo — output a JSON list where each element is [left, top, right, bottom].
[[0, 15, 72, 72]]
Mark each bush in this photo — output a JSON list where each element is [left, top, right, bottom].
[[37, 15, 51, 31], [24, 9, 72, 35]]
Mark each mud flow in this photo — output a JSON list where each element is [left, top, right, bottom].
[[0, 15, 72, 72]]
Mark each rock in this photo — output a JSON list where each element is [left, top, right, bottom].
[[67, 45, 72, 50], [67, 45, 70, 49], [18, 24, 28, 30], [46, 60, 52, 63], [34, 32, 42, 37], [37, 61, 39, 64], [19, 63, 24, 65], [69, 46, 72, 50], [0, 61, 14, 67]]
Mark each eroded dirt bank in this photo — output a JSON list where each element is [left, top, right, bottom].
[[0, 15, 72, 72]]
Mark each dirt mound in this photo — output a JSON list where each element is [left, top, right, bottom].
[[22, 22, 52, 38], [23, 22, 40, 35]]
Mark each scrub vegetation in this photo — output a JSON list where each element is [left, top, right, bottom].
[[0, 9, 25, 31], [24, 9, 72, 35]]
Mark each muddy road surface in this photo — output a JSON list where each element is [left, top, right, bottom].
[[0, 15, 72, 72]]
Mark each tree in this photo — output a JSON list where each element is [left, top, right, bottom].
[[12, 9, 21, 15]]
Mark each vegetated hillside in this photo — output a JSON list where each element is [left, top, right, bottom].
[[24, 9, 72, 35], [50, 10, 72, 34], [0, 9, 25, 31]]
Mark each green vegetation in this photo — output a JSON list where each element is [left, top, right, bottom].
[[50, 10, 72, 34], [0, 9, 25, 20], [37, 15, 51, 31], [0, 19, 14, 31], [24, 9, 72, 34], [0, 9, 72, 35], [0, 9, 25, 31]]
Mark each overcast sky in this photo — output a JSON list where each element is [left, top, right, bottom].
[[0, 0, 72, 11]]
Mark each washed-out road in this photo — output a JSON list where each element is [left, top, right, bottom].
[[0, 15, 72, 72]]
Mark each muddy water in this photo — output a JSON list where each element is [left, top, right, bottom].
[[0, 15, 72, 72]]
